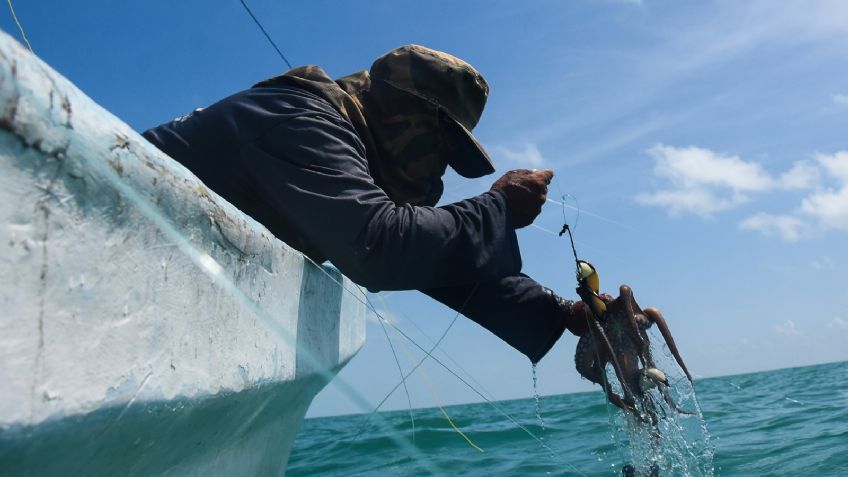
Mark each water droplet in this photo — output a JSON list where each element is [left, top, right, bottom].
[[532, 363, 545, 431]]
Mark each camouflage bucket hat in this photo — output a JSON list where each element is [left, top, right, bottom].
[[370, 45, 495, 178]]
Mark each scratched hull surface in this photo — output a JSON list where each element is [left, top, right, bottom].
[[289, 361, 848, 476], [0, 28, 366, 476]]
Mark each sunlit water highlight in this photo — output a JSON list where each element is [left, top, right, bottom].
[[289, 361, 848, 476]]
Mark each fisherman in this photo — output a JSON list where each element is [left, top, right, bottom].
[[143, 45, 588, 363]]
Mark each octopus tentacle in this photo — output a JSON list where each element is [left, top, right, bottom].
[[588, 312, 635, 402], [644, 307, 692, 382], [577, 283, 637, 402], [600, 370, 639, 416], [620, 285, 648, 365], [575, 335, 604, 385], [659, 386, 693, 415]]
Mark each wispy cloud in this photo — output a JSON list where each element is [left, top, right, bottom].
[[494, 143, 546, 167], [833, 93, 848, 107], [810, 256, 835, 270], [528, 1, 848, 147], [774, 320, 803, 337], [635, 187, 745, 217]]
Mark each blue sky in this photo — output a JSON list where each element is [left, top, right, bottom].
[[5, 1, 847, 418]]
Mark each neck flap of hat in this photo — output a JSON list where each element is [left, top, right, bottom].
[[253, 66, 444, 206]]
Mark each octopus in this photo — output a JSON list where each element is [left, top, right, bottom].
[[574, 280, 693, 420]]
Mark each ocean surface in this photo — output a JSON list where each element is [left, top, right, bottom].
[[288, 361, 848, 476]]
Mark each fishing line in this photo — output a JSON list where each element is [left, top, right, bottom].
[[231, 2, 503, 465], [559, 195, 706, 472], [6, 8, 429, 466], [385, 316, 485, 453], [528, 222, 560, 236], [6, 0, 32, 52], [446, 178, 626, 472], [384, 299, 500, 405], [372, 294, 512, 453], [238, 0, 293, 69], [227, 4, 599, 464], [554, 175, 580, 234], [546, 195, 653, 238], [304, 262, 590, 476], [375, 294, 510, 453], [447, 178, 644, 238], [555, 190, 630, 467], [12, 3, 450, 473], [367, 292, 468, 412], [373, 307, 417, 446], [351, 289, 475, 442]]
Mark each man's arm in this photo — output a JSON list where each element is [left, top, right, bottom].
[[422, 275, 579, 363], [241, 103, 521, 291]]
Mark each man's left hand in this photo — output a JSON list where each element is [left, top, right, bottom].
[[490, 169, 552, 228], [565, 301, 591, 337], [564, 293, 614, 337]]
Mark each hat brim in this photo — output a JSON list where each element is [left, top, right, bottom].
[[442, 116, 495, 178], [377, 79, 495, 178]]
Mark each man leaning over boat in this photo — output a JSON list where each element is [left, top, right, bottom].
[[143, 45, 588, 364]]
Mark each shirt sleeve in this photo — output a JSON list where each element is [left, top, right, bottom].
[[239, 104, 522, 291], [421, 274, 569, 363]]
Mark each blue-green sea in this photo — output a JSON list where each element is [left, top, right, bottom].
[[288, 361, 848, 476]]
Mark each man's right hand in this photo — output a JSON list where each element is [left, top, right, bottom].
[[490, 169, 553, 228]]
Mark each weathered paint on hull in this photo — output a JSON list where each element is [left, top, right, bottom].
[[0, 28, 365, 476]]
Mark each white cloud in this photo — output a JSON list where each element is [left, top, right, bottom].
[[649, 144, 775, 191], [779, 161, 821, 190], [728, 150, 848, 240], [814, 151, 848, 184], [495, 143, 546, 167], [739, 213, 807, 242], [800, 187, 848, 231], [828, 317, 848, 330], [774, 320, 802, 337], [636, 144, 775, 217], [798, 152, 848, 232], [638, 146, 848, 238], [833, 93, 848, 107]]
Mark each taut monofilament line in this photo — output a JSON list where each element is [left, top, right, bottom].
[[238, 0, 293, 69]]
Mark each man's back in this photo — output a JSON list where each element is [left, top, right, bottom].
[[143, 84, 367, 261]]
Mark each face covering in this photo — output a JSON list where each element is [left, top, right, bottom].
[[363, 83, 454, 206], [257, 67, 452, 207]]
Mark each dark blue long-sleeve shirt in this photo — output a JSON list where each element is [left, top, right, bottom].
[[143, 83, 567, 362]]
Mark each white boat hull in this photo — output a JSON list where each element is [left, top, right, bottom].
[[0, 29, 365, 476]]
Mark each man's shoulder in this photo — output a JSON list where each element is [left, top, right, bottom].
[[225, 84, 346, 121], [231, 85, 368, 161], [186, 83, 359, 147], [144, 82, 364, 163]]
